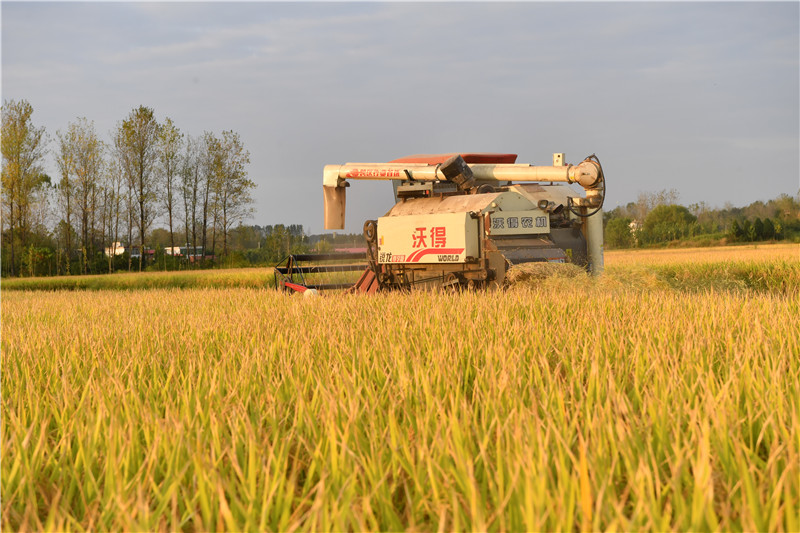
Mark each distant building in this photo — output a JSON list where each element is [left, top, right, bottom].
[[129, 246, 155, 259], [104, 242, 125, 257], [164, 245, 207, 262], [629, 220, 643, 246]]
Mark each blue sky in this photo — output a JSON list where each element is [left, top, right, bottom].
[[3, 2, 798, 233]]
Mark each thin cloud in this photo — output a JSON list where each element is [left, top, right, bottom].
[[2, 2, 797, 233]]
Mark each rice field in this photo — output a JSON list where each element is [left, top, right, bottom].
[[2, 246, 799, 531], [0, 267, 276, 292], [604, 242, 799, 266]]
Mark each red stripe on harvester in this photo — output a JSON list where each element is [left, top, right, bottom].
[[283, 281, 308, 293]]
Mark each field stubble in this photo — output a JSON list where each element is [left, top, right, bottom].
[[2, 251, 799, 531]]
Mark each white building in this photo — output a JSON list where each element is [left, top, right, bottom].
[[104, 242, 125, 257]]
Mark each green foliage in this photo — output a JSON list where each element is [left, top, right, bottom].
[[642, 204, 697, 244], [605, 217, 634, 249], [218, 251, 252, 269], [115, 106, 161, 267], [726, 217, 786, 244], [742, 220, 756, 242], [1, 99, 49, 277], [753, 217, 764, 240], [19, 245, 53, 277], [205, 130, 255, 256], [263, 224, 309, 262], [314, 238, 334, 253], [728, 219, 743, 242], [605, 191, 800, 248], [1, 101, 265, 278], [763, 218, 775, 240]]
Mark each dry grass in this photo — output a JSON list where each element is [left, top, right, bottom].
[[504, 262, 587, 286], [605, 242, 799, 266], [0, 267, 276, 292], [2, 253, 798, 531]]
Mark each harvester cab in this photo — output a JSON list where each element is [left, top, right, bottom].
[[275, 152, 605, 293]]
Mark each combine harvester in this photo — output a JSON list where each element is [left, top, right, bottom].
[[275, 152, 605, 293]]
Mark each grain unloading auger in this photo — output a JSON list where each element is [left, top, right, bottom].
[[275, 152, 605, 293]]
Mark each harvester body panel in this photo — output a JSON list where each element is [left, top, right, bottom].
[[377, 212, 479, 265]]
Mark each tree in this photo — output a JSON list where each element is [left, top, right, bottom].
[[314, 238, 333, 253], [728, 219, 743, 243], [200, 132, 216, 264], [103, 157, 126, 273], [209, 130, 253, 258], [772, 193, 800, 221], [742, 220, 753, 242], [763, 218, 775, 240], [56, 118, 105, 274], [181, 135, 203, 264], [642, 204, 696, 243], [228, 224, 264, 251], [753, 217, 764, 241], [158, 117, 183, 257], [605, 217, 634, 248], [55, 145, 74, 274], [745, 220, 757, 242], [123, 162, 135, 272], [632, 189, 680, 222], [266, 224, 291, 261], [1, 99, 48, 276], [18, 173, 54, 277], [53, 219, 78, 275], [148, 227, 172, 248], [115, 106, 161, 271]]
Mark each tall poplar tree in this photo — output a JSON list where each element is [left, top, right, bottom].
[[158, 117, 183, 257], [57, 118, 105, 274], [1, 99, 48, 276], [200, 132, 217, 264], [114, 106, 160, 271], [55, 134, 74, 274], [181, 135, 202, 264], [215, 130, 254, 257]]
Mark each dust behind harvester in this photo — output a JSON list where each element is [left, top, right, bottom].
[[274, 152, 605, 293]]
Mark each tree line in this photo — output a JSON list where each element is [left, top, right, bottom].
[[201, 225, 363, 268], [604, 189, 800, 249], [1, 100, 255, 277], [5, 99, 796, 276]]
